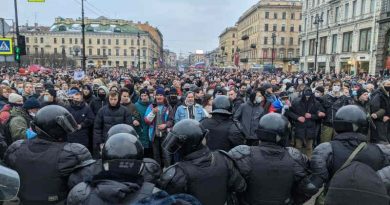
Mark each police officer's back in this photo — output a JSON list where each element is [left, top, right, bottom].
[[201, 96, 245, 151], [4, 105, 95, 205], [69, 124, 161, 185], [229, 113, 316, 205], [67, 133, 160, 205], [159, 119, 246, 205], [310, 105, 390, 195]]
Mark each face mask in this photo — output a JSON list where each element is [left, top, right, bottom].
[[385, 86, 390, 92], [314, 92, 321, 97], [98, 93, 106, 99], [17, 88, 23, 94], [333, 85, 341, 92], [298, 80, 303, 85], [255, 96, 263, 103], [352, 90, 357, 96], [43, 96, 50, 102], [29, 112, 36, 117], [169, 96, 178, 103]]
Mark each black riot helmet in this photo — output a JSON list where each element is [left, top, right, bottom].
[[0, 165, 20, 201], [102, 133, 144, 174], [334, 105, 368, 134], [211, 95, 233, 115], [32, 105, 78, 142], [256, 113, 290, 146], [107, 124, 138, 139], [162, 119, 207, 157]]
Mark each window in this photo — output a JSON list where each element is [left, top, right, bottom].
[[370, 0, 375, 13], [116, 39, 119, 45], [289, 37, 294, 45], [131, 49, 134, 56], [26, 37, 29, 43], [34, 37, 38, 43], [281, 37, 285, 45], [302, 40, 306, 56], [299, 25, 302, 32], [143, 49, 146, 57], [54, 38, 57, 44], [124, 61, 127, 68], [361, 0, 366, 14], [108, 39, 111, 45], [335, 7, 339, 23], [62, 38, 65, 44], [359, 28, 371, 51], [345, 3, 349, 20], [232, 41, 235, 45], [319, 36, 327, 54], [281, 24, 286, 32], [274, 13, 278, 19], [103, 39, 106, 45], [89, 48, 92, 55], [233, 33, 235, 38], [290, 25, 294, 32], [282, 12, 286, 19], [137, 39, 140, 46], [89, 39, 92, 44], [75, 38, 78, 44], [300, 13, 302, 20], [131, 39, 134, 46], [309, 39, 315, 55], [342, 32, 353, 52], [273, 24, 277, 31], [352, 1, 357, 18], [54, 48, 57, 54], [262, 49, 268, 58], [69, 38, 72, 44], [108, 49, 111, 56], [264, 37, 268, 45], [332, 34, 338, 53], [265, 24, 269, 31], [265, 12, 269, 19], [34, 47, 38, 54], [143, 40, 146, 46], [124, 49, 127, 56], [97, 39, 100, 45], [116, 48, 120, 56], [291, 13, 295, 19], [103, 49, 106, 56], [40, 48, 44, 55], [124, 39, 127, 45]]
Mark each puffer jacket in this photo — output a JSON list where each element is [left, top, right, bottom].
[[174, 104, 206, 123], [321, 93, 354, 126], [93, 104, 133, 145]]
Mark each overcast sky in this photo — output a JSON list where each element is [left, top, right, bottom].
[[1, 0, 258, 56]]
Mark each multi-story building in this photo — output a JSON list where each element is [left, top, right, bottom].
[[300, 0, 379, 74], [235, 0, 302, 71], [218, 26, 237, 67], [20, 16, 163, 69], [205, 48, 219, 67], [163, 49, 177, 68], [377, 0, 390, 74]]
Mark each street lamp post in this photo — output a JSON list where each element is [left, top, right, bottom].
[[13, 0, 21, 69], [81, 0, 86, 72], [313, 14, 323, 73], [271, 32, 276, 68], [137, 32, 141, 72]]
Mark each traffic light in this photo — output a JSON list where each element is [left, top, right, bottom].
[[14, 46, 20, 62], [17, 35, 26, 55]]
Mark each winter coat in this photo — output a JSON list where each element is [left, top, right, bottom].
[[66, 102, 95, 147], [0, 96, 8, 110], [286, 95, 322, 139], [233, 101, 269, 140], [144, 104, 174, 142], [370, 86, 390, 143], [90, 86, 109, 115], [232, 97, 244, 114], [9, 106, 32, 142], [83, 84, 96, 105], [135, 100, 151, 148], [321, 93, 354, 126], [174, 104, 207, 123], [93, 105, 133, 145]]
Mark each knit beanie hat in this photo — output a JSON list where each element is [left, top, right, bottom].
[[315, 86, 325, 94], [8, 93, 23, 104], [23, 97, 41, 110], [356, 88, 368, 99], [156, 87, 165, 96]]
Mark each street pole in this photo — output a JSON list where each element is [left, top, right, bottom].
[[1, 18, 7, 67], [137, 32, 141, 72], [14, 0, 20, 69], [81, 0, 86, 72], [314, 14, 323, 73], [272, 32, 276, 68]]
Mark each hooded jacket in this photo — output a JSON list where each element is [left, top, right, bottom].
[[83, 85, 96, 105], [90, 86, 109, 115]]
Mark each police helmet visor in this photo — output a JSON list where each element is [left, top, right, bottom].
[[55, 113, 78, 134], [162, 132, 185, 154], [0, 165, 20, 201]]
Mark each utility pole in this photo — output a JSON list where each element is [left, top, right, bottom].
[[81, 0, 86, 72], [271, 32, 276, 68], [14, 0, 20, 69], [313, 14, 323, 73]]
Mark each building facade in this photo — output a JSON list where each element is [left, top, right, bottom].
[[377, 0, 390, 74], [218, 26, 237, 67], [234, 0, 301, 71], [300, 0, 379, 74], [20, 16, 163, 69], [163, 49, 177, 68]]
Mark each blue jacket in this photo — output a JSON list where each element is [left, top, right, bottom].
[[174, 104, 206, 123]]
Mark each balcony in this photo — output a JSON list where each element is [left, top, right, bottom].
[[250, 43, 256, 49], [241, 34, 249, 40], [282, 57, 300, 62]]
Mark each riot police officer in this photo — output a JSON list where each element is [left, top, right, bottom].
[[310, 105, 390, 198], [70, 124, 161, 185], [4, 105, 95, 205], [159, 119, 246, 205], [228, 113, 316, 205], [67, 133, 160, 204], [200, 95, 245, 151]]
